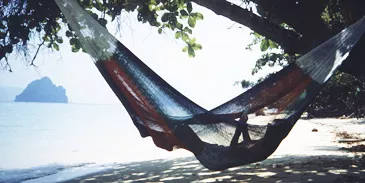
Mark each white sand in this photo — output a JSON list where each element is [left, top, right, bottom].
[[271, 117, 365, 158]]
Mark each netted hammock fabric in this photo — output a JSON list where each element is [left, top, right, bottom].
[[55, 0, 365, 170]]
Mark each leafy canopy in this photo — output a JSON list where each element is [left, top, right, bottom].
[[0, 0, 204, 71]]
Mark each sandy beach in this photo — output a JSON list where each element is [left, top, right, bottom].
[[62, 118, 365, 183], [65, 156, 365, 183]]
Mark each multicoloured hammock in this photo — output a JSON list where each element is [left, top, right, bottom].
[[55, 0, 365, 170]]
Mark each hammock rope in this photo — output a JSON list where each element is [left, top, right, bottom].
[[55, 0, 365, 170]]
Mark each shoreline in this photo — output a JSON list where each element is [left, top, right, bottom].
[[3, 117, 365, 182]]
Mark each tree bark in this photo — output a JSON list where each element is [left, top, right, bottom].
[[192, 0, 301, 54], [192, 0, 365, 78]]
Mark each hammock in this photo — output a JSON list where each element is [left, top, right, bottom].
[[55, 0, 365, 170]]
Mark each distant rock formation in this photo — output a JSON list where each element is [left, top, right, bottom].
[[15, 77, 68, 103]]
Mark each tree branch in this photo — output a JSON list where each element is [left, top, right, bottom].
[[338, 138, 365, 143], [30, 40, 45, 67], [252, 0, 332, 53], [3, 56, 12, 72], [191, 0, 302, 54]]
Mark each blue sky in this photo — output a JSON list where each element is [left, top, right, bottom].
[[0, 3, 280, 109]]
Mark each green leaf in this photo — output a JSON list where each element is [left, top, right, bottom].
[[94, 0, 104, 11], [182, 46, 188, 52], [74, 40, 81, 49], [175, 31, 181, 39], [180, 10, 188, 17], [176, 23, 183, 30], [56, 37, 63, 43], [72, 46, 80, 52], [55, 24, 61, 32], [181, 33, 189, 41], [43, 36, 50, 41], [65, 31, 73, 37], [53, 43, 59, 51], [260, 39, 270, 51], [168, 15, 177, 25], [269, 40, 278, 49], [158, 28, 162, 34], [159, 4, 165, 10], [154, 5, 161, 11], [183, 27, 192, 34], [188, 46, 195, 57], [189, 38, 196, 44], [161, 13, 169, 22], [82, 0, 92, 8], [155, 22, 161, 27], [240, 80, 254, 89], [253, 32, 262, 38], [148, 4, 155, 11], [192, 43, 202, 50], [187, 2, 192, 13], [70, 38, 76, 45], [191, 12, 203, 20], [163, 23, 171, 29], [188, 17, 196, 28]]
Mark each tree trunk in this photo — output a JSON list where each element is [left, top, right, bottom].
[[192, 0, 365, 78]]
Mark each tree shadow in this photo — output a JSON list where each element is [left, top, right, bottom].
[[66, 155, 365, 183]]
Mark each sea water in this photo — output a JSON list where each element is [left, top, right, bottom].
[[0, 102, 191, 182]]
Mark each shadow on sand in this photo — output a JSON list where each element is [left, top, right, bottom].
[[65, 155, 365, 183]]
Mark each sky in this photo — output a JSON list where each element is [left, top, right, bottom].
[[0, 3, 280, 109]]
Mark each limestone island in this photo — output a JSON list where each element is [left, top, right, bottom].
[[15, 77, 68, 103]]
